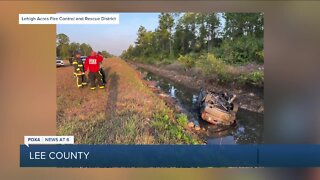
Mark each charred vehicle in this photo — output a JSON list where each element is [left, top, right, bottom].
[[198, 89, 238, 125]]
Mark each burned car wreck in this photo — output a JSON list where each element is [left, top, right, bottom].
[[198, 89, 239, 125]]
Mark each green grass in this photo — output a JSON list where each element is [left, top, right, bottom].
[[196, 53, 235, 84], [177, 54, 196, 69], [238, 71, 264, 88], [151, 109, 200, 144], [57, 111, 148, 144], [195, 53, 264, 88], [58, 106, 200, 144], [176, 113, 188, 126]]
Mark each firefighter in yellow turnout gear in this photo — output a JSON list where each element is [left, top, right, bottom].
[[72, 51, 87, 88]]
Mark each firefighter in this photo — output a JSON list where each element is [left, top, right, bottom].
[[72, 51, 87, 88], [68, 57, 73, 66], [84, 51, 104, 90], [97, 51, 106, 84]]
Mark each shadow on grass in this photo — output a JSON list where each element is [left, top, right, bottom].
[[103, 67, 111, 81], [105, 72, 119, 118]]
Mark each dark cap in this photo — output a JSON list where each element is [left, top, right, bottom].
[[74, 51, 80, 56]]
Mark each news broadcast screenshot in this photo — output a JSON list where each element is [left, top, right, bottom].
[[1, 0, 320, 179]]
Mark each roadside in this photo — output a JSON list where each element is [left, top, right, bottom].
[[57, 57, 201, 144], [130, 62, 264, 113]]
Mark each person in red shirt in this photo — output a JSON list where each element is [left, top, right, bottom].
[[84, 51, 104, 90], [97, 51, 106, 84]]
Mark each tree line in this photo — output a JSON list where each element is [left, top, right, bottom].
[[56, 33, 112, 59], [121, 12, 263, 65]]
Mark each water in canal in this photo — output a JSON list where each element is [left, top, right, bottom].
[[138, 68, 264, 144]]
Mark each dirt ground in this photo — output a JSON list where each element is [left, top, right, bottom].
[[131, 62, 264, 113]]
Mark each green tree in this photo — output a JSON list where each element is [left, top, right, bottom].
[[173, 22, 186, 55], [195, 13, 208, 52], [121, 12, 264, 65], [68, 42, 80, 57], [56, 33, 70, 59], [218, 13, 264, 64], [56, 33, 70, 45], [173, 13, 197, 55], [136, 26, 147, 46], [101, 50, 112, 58], [80, 43, 93, 56], [158, 13, 175, 58], [223, 13, 263, 39], [134, 26, 158, 60], [205, 13, 220, 51]]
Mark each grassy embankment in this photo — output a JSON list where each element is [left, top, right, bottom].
[[178, 53, 264, 89], [131, 53, 264, 89], [57, 57, 200, 144]]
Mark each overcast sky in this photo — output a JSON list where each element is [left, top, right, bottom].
[[57, 13, 225, 56]]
